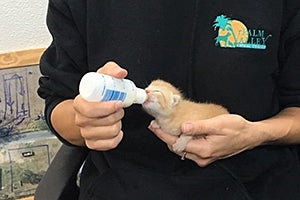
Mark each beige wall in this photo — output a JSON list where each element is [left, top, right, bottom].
[[0, 0, 51, 53]]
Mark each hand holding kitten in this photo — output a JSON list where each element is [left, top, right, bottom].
[[149, 114, 262, 167]]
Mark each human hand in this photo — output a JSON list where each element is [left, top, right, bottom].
[[73, 61, 128, 151], [149, 114, 260, 167]]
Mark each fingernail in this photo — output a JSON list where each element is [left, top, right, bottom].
[[148, 121, 156, 130], [115, 101, 123, 110], [148, 123, 154, 130], [182, 123, 193, 134]]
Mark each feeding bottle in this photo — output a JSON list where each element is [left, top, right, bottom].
[[79, 72, 147, 107]]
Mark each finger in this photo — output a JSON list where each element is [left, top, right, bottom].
[[85, 130, 124, 151], [97, 61, 128, 79], [148, 124, 177, 145], [178, 150, 215, 167], [184, 137, 226, 162], [184, 137, 210, 157], [187, 153, 216, 167], [74, 96, 123, 118], [75, 108, 124, 127], [80, 122, 122, 140], [181, 120, 218, 136]]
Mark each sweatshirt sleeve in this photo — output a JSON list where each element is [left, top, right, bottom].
[[278, 1, 300, 109], [37, 0, 88, 145]]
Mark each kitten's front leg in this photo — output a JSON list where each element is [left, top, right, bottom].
[[172, 135, 193, 153]]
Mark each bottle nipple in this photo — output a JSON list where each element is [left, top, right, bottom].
[[135, 88, 148, 104]]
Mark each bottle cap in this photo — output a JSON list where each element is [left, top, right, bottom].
[[135, 88, 147, 104], [79, 72, 103, 102]]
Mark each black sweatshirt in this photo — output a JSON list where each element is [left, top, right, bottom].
[[38, 0, 300, 199]]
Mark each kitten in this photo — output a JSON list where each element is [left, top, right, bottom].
[[142, 79, 229, 153]]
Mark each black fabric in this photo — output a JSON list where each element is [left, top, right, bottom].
[[35, 145, 89, 200], [38, 0, 300, 199], [80, 155, 252, 200]]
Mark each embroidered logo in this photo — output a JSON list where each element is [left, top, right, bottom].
[[213, 14, 272, 50]]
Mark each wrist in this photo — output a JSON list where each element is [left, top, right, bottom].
[[241, 121, 268, 149], [251, 119, 291, 145], [51, 99, 86, 146]]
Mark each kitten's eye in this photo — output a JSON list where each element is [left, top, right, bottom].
[[152, 90, 161, 93]]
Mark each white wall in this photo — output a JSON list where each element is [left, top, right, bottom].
[[0, 0, 52, 53]]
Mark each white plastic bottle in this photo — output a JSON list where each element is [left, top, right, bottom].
[[79, 72, 147, 107]]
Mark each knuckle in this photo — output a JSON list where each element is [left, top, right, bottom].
[[196, 159, 210, 167], [79, 128, 91, 139], [85, 140, 96, 150], [74, 115, 86, 127], [110, 123, 122, 137], [195, 146, 213, 159], [106, 110, 123, 125], [118, 109, 125, 118], [104, 61, 115, 67], [107, 139, 120, 149], [99, 61, 118, 73], [105, 115, 116, 125], [106, 131, 123, 149], [201, 151, 212, 159]]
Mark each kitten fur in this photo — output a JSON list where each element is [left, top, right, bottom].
[[142, 79, 229, 153]]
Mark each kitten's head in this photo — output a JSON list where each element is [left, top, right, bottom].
[[142, 79, 182, 118]]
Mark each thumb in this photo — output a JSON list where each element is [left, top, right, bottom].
[[181, 122, 196, 135], [97, 61, 128, 79], [181, 120, 213, 136]]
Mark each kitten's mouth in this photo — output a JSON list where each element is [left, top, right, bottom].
[[143, 97, 155, 106], [143, 90, 152, 105], [143, 99, 151, 105]]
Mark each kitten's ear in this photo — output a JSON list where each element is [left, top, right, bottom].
[[172, 94, 181, 106]]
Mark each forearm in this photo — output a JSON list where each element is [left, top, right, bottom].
[[253, 107, 300, 145], [51, 99, 85, 146]]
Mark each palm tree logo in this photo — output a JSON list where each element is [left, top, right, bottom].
[[213, 14, 248, 48]]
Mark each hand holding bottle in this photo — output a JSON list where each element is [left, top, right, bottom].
[[73, 62, 128, 150], [79, 71, 147, 107]]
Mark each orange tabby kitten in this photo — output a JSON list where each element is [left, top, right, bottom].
[[142, 79, 229, 153]]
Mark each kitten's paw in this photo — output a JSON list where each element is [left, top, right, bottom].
[[149, 120, 160, 129], [172, 135, 193, 153], [172, 142, 186, 153]]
